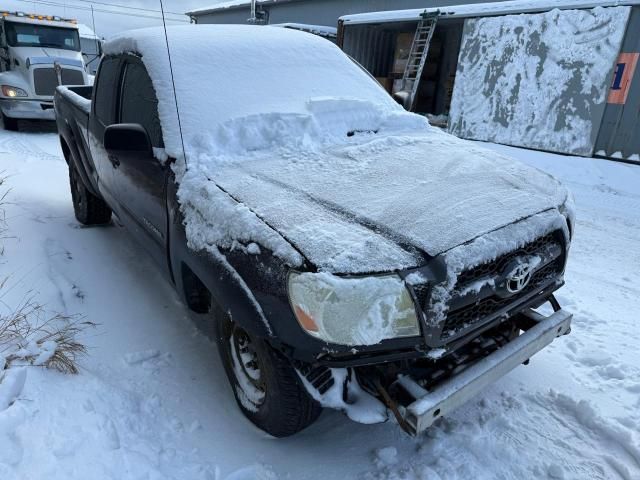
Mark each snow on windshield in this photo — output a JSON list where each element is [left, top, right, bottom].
[[104, 25, 425, 160]]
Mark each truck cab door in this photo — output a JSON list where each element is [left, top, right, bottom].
[[89, 56, 121, 204], [105, 57, 170, 272]]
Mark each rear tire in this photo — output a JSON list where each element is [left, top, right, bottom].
[[2, 113, 19, 132], [69, 161, 112, 225], [216, 311, 322, 437]]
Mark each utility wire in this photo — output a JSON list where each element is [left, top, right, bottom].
[[15, 0, 189, 21], [67, 0, 184, 17]]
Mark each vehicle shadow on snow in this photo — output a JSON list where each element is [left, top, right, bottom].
[[2, 120, 58, 134]]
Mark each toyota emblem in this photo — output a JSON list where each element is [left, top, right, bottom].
[[506, 263, 533, 294]]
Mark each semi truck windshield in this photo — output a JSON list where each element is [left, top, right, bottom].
[[5, 21, 80, 51]]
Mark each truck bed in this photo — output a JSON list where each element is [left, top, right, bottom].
[[55, 85, 100, 197]]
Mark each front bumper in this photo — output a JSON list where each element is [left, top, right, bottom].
[[1, 98, 56, 120], [396, 307, 572, 435]]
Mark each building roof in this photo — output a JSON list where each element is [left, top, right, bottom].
[[269, 22, 337, 37], [340, 0, 640, 24], [187, 0, 297, 17]]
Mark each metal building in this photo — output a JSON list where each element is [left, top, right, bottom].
[[186, 0, 504, 27], [340, 0, 640, 162]]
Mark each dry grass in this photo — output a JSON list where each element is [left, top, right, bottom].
[[0, 294, 96, 374], [0, 174, 94, 374]]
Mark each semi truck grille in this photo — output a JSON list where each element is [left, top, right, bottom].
[[439, 232, 565, 340], [33, 68, 84, 96]]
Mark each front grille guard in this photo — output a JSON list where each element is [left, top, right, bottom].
[[389, 301, 572, 436]]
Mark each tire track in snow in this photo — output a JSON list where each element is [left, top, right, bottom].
[[0, 129, 60, 163], [43, 237, 85, 313]]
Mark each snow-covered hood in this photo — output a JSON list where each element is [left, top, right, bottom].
[[199, 129, 568, 274]]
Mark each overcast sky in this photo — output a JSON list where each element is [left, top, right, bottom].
[[1, 0, 232, 37]]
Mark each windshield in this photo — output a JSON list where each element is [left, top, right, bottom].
[[5, 21, 80, 51]]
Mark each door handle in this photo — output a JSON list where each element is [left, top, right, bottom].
[[108, 154, 120, 168]]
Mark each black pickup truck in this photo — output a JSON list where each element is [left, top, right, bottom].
[[54, 25, 574, 437]]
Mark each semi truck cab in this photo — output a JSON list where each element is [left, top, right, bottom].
[[0, 11, 88, 130]]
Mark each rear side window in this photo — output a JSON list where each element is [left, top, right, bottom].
[[119, 62, 163, 148], [94, 57, 119, 125]]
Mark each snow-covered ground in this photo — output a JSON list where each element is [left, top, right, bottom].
[[0, 122, 639, 479]]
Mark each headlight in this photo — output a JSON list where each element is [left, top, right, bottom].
[[1, 85, 28, 98], [288, 272, 420, 346]]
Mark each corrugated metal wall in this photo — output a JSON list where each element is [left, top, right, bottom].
[[595, 6, 640, 163], [341, 25, 395, 77]]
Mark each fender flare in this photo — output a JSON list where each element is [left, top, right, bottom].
[[170, 220, 274, 340], [166, 187, 274, 339], [57, 118, 100, 197]]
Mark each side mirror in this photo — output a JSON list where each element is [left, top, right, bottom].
[[104, 123, 151, 153]]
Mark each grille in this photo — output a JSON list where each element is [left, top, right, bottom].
[[456, 233, 558, 286], [439, 232, 564, 340], [33, 68, 85, 96]]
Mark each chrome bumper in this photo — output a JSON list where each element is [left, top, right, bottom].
[[398, 308, 572, 435], [0, 98, 55, 120]]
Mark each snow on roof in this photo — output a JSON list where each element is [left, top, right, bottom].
[[269, 23, 337, 37], [186, 0, 292, 16], [340, 0, 640, 24], [103, 25, 415, 160]]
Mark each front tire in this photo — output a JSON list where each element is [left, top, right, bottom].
[[216, 312, 322, 437], [2, 113, 19, 131], [69, 161, 112, 225]]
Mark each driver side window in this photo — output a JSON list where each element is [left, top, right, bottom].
[[119, 61, 164, 149]]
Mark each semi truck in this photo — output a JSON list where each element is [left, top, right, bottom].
[[0, 11, 89, 131]]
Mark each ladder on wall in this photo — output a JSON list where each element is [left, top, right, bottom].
[[401, 11, 439, 112]]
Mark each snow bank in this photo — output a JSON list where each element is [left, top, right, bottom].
[[449, 6, 631, 156]]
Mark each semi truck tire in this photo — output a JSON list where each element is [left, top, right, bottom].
[[2, 113, 18, 132]]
